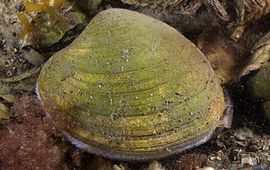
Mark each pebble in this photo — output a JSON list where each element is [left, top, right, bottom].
[[147, 161, 165, 170], [241, 155, 258, 166], [234, 128, 254, 140], [23, 49, 44, 66], [113, 164, 126, 170]]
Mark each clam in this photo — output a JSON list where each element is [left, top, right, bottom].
[[241, 29, 270, 122], [36, 8, 231, 160]]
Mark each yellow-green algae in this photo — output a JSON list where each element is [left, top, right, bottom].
[[37, 8, 225, 159]]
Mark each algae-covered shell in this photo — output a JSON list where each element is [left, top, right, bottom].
[[37, 8, 225, 160], [248, 63, 270, 100], [248, 63, 270, 121]]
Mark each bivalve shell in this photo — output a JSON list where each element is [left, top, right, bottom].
[[37, 8, 225, 160]]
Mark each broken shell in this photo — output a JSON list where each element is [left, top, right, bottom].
[[36, 8, 227, 160]]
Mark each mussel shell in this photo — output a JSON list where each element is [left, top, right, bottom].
[[37, 8, 225, 160]]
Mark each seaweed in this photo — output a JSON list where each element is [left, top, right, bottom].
[[18, 0, 71, 47]]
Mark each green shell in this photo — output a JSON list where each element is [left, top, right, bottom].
[[249, 63, 270, 100], [37, 8, 225, 160]]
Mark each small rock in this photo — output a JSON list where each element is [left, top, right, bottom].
[[234, 128, 254, 140], [113, 164, 126, 170], [23, 49, 44, 66], [241, 154, 258, 166], [147, 161, 165, 170]]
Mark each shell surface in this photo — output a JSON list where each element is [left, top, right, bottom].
[[249, 63, 270, 100], [37, 8, 225, 160]]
